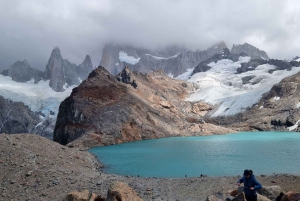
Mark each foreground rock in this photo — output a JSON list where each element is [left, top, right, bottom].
[[1, 134, 300, 201], [54, 66, 233, 148], [107, 181, 143, 201]]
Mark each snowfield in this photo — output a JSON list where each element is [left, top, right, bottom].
[[184, 57, 300, 117], [119, 51, 140, 65], [0, 75, 74, 118]]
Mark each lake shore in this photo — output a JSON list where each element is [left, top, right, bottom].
[[1, 134, 300, 201]]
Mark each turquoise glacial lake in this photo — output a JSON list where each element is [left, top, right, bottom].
[[89, 132, 300, 178]]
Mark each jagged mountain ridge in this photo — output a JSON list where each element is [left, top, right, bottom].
[[1, 47, 94, 92], [1, 60, 44, 84], [231, 43, 269, 60], [99, 42, 269, 78], [54, 66, 233, 147]]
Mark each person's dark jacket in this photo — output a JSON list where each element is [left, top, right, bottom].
[[238, 174, 262, 196]]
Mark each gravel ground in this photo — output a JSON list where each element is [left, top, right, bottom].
[[1, 134, 300, 201]]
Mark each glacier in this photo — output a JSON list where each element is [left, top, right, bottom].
[[184, 57, 300, 117]]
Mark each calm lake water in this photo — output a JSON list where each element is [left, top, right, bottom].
[[89, 132, 300, 178]]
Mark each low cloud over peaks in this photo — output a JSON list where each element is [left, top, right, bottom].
[[0, 0, 300, 71]]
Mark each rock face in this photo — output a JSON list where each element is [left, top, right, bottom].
[[0, 60, 43, 83], [106, 182, 143, 201], [231, 43, 269, 60], [53, 66, 233, 147], [0, 95, 40, 134], [45, 47, 93, 92], [0, 95, 54, 138], [99, 42, 227, 77]]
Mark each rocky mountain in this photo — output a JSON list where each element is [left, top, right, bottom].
[[45, 47, 94, 92], [1, 47, 94, 92], [53, 66, 233, 147], [77, 55, 94, 81], [99, 44, 188, 76], [0, 60, 43, 83], [231, 43, 269, 60], [0, 47, 94, 138], [99, 42, 227, 77]]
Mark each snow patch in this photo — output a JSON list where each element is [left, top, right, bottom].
[[287, 119, 300, 131], [259, 106, 264, 109], [145, 53, 180, 60], [297, 102, 300, 108], [119, 51, 140, 65], [295, 58, 300, 62], [167, 73, 174, 78], [274, 96, 280, 101]]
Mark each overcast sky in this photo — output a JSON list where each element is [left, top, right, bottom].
[[0, 0, 300, 71]]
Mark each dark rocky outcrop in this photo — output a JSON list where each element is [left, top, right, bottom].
[[53, 66, 233, 147], [0, 60, 43, 83], [0, 95, 40, 134], [231, 43, 269, 60], [236, 58, 268, 74], [236, 58, 299, 74], [0, 95, 54, 139]]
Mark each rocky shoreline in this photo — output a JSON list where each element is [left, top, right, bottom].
[[1, 134, 300, 201]]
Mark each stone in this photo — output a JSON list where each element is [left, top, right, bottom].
[[258, 194, 271, 201], [281, 191, 300, 201], [63, 190, 104, 201], [232, 193, 246, 201], [259, 185, 282, 200], [106, 181, 143, 201], [206, 195, 222, 201]]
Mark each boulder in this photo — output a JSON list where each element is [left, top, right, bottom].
[[232, 193, 246, 201], [106, 181, 143, 201], [258, 194, 271, 201], [63, 190, 105, 201], [206, 195, 222, 201], [259, 185, 282, 200], [281, 191, 300, 201]]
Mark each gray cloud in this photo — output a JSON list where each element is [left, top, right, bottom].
[[0, 0, 300, 72]]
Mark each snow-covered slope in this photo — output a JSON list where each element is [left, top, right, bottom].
[[0, 75, 74, 118], [185, 57, 300, 117]]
